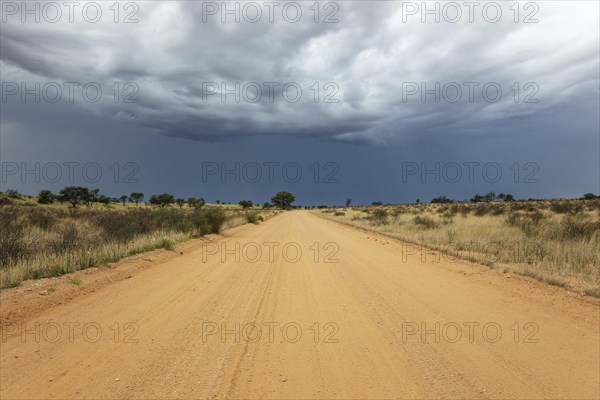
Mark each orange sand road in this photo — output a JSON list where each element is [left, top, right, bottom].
[[1, 211, 599, 399]]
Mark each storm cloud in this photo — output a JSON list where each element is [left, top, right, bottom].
[[1, 1, 597, 144]]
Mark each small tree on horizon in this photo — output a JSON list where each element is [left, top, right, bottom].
[[239, 200, 253, 209], [58, 186, 90, 208], [271, 192, 295, 209], [149, 193, 175, 208], [129, 192, 144, 206], [37, 190, 54, 204]]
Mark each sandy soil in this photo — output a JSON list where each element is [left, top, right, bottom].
[[1, 211, 598, 399]]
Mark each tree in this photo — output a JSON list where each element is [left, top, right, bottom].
[[120, 195, 128, 205], [483, 192, 496, 202], [129, 192, 144, 205], [186, 197, 205, 209], [6, 189, 20, 199], [216, 200, 221, 204], [372, 201, 383, 206], [345, 198, 352, 207], [149, 193, 174, 208], [271, 191, 295, 209], [431, 196, 452, 204], [498, 193, 515, 202], [37, 190, 54, 204], [98, 195, 111, 205], [239, 200, 253, 209], [262, 202, 271, 209], [470, 193, 484, 203], [86, 188, 100, 207], [175, 198, 186, 208], [59, 186, 90, 208], [582, 193, 598, 200], [416, 199, 420, 204]]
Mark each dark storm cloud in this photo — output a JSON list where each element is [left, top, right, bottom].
[[1, 1, 598, 146]]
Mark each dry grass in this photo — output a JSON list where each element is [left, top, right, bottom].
[[0, 199, 276, 289], [317, 199, 600, 296]]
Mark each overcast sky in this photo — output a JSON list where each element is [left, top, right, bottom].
[[1, 1, 598, 205]]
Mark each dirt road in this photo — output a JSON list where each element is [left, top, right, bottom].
[[1, 211, 599, 399]]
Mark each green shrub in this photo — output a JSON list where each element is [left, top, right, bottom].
[[192, 208, 226, 236], [246, 212, 259, 224]]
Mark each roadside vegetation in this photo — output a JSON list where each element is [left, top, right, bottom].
[[0, 189, 277, 289], [317, 195, 600, 297]]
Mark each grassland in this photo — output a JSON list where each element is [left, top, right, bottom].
[[316, 199, 600, 296], [0, 193, 275, 289]]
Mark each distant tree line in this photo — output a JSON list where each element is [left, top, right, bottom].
[[429, 192, 515, 204], [30, 187, 297, 210]]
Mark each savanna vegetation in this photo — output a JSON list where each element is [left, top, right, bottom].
[[317, 196, 600, 297], [0, 189, 277, 289]]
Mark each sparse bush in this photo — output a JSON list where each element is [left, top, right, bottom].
[[413, 215, 438, 229], [473, 203, 492, 216], [6, 189, 20, 199], [550, 202, 582, 215], [28, 209, 56, 231], [246, 212, 259, 224], [193, 208, 227, 235], [560, 215, 600, 240], [370, 208, 389, 225], [505, 211, 545, 236], [50, 223, 80, 255], [0, 210, 27, 268], [158, 238, 175, 250], [94, 209, 154, 243]]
